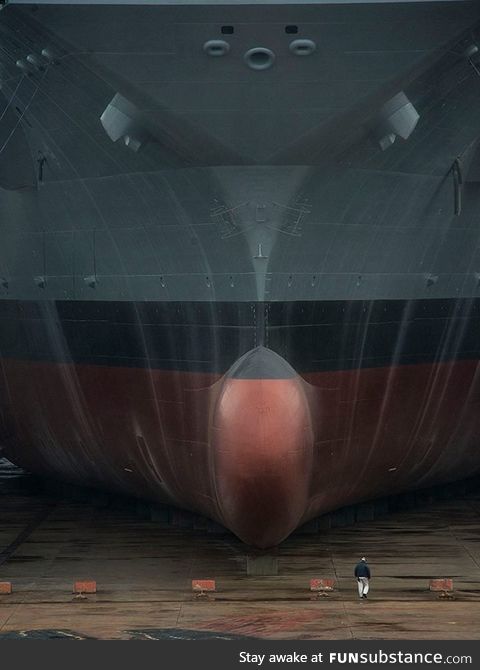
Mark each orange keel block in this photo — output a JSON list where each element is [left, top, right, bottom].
[[0, 582, 12, 595], [73, 580, 97, 594], [212, 347, 314, 548], [192, 580, 216, 593], [310, 579, 335, 592], [430, 579, 453, 592]]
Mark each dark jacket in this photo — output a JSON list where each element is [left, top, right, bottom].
[[354, 561, 371, 579]]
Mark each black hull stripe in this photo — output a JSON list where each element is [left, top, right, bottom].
[[1, 298, 480, 373]]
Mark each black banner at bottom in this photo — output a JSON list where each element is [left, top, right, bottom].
[[0, 640, 478, 670]]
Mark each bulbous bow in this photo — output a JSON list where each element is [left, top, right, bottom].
[[212, 347, 313, 547]]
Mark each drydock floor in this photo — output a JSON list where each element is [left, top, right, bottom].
[[1, 459, 480, 640]]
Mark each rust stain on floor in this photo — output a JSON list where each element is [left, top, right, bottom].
[[198, 610, 321, 636]]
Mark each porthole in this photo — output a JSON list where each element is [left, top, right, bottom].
[[203, 39, 230, 57], [289, 39, 316, 56], [221, 25, 234, 34], [244, 47, 275, 70], [285, 25, 298, 34]]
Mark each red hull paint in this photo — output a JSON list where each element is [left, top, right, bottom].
[[2, 352, 480, 547], [212, 376, 313, 547]]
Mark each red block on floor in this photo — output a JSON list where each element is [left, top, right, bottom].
[[73, 580, 97, 594], [430, 579, 453, 592], [310, 578, 335, 592], [0, 582, 12, 595], [192, 579, 216, 592]]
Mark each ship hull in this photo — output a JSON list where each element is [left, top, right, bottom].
[[2, 1, 480, 546], [2, 297, 480, 547]]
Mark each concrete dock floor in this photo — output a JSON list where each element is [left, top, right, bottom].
[[1, 460, 480, 639]]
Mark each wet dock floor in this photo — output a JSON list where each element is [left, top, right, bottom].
[[1, 459, 480, 639]]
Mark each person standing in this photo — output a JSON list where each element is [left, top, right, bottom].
[[354, 556, 371, 599]]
